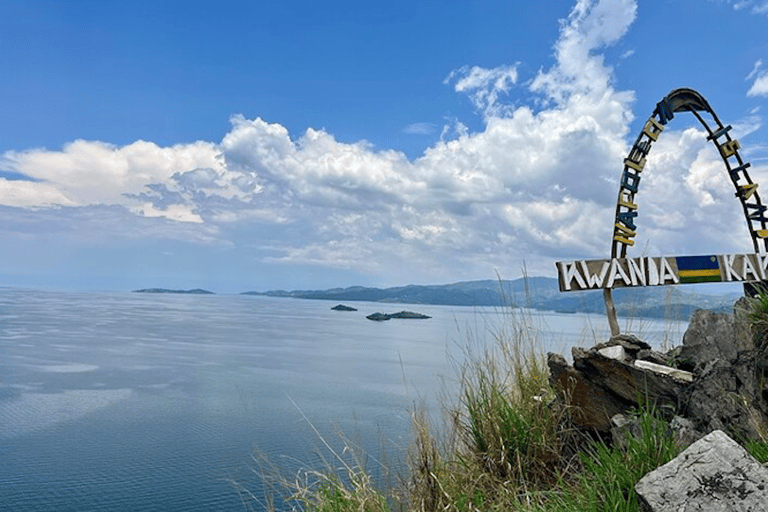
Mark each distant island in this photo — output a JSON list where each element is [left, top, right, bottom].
[[133, 288, 215, 294], [366, 311, 431, 321], [242, 277, 741, 321], [331, 304, 358, 311]]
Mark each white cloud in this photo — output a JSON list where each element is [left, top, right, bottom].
[[746, 59, 768, 97], [717, 0, 768, 14], [10, 0, 756, 284], [445, 64, 519, 117], [0, 139, 223, 218], [749, 74, 768, 97], [403, 122, 437, 135]]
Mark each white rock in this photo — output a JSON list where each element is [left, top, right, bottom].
[[634, 359, 693, 383], [636, 430, 768, 511], [598, 345, 626, 360]]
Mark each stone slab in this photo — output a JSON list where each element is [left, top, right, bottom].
[[636, 430, 768, 511]]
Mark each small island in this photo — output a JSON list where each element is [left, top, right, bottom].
[[331, 304, 358, 311], [366, 311, 431, 321], [132, 288, 215, 294]]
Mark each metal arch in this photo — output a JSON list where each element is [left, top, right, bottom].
[[604, 87, 764, 335]]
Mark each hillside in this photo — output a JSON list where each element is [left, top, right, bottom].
[[242, 278, 740, 320]]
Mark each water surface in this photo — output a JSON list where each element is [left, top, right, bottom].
[[0, 288, 688, 510]]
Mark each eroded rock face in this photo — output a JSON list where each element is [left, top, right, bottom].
[[546, 344, 690, 432], [547, 353, 628, 432], [678, 309, 742, 370], [547, 299, 768, 441], [635, 430, 768, 512], [683, 354, 768, 441]]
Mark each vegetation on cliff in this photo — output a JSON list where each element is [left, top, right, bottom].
[[242, 292, 768, 511]]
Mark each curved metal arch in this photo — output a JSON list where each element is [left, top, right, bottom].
[[610, 87, 766, 259], [604, 87, 764, 335]]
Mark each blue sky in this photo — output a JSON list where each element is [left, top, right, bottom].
[[2, 0, 768, 293]]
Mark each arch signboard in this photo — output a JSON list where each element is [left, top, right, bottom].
[[555, 88, 765, 333]]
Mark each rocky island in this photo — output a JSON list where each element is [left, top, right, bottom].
[[331, 304, 357, 311], [366, 311, 431, 321]]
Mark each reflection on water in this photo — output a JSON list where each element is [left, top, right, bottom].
[[0, 287, 689, 510]]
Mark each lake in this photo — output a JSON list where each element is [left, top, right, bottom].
[[0, 288, 689, 511]]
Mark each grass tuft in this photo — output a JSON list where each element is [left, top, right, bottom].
[[254, 283, 768, 511]]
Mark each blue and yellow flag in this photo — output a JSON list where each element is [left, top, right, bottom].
[[675, 255, 721, 283]]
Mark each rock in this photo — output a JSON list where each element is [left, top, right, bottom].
[[610, 413, 642, 449], [678, 308, 753, 370], [609, 333, 652, 352], [572, 346, 687, 410], [365, 311, 431, 321], [670, 415, 703, 450], [635, 430, 768, 511], [633, 360, 693, 383], [388, 311, 431, 319], [331, 304, 357, 311], [547, 353, 629, 432], [635, 348, 670, 366], [683, 355, 768, 441], [598, 345, 628, 361]]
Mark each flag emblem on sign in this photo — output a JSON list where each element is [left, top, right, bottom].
[[676, 255, 722, 283]]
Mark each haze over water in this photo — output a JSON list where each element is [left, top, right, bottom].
[[0, 288, 687, 510]]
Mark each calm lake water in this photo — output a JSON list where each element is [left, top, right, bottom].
[[0, 288, 689, 511]]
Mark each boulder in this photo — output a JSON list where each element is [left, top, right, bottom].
[[547, 298, 768, 440], [683, 354, 768, 441], [677, 307, 754, 370], [547, 344, 691, 432], [547, 353, 628, 431], [635, 430, 768, 511]]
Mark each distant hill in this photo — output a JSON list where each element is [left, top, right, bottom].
[[242, 278, 740, 320], [133, 288, 215, 294]]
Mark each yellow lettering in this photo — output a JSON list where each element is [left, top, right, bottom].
[[758, 229, 768, 238], [738, 183, 759, 200], [720, 139, 741, 158], [619, 192, 638, 210], [624, 157, 646, 173], [642, 117, 664, 141], [615, 222, 636, 237], [619, 198, 638, 210]]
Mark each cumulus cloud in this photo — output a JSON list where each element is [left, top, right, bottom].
[[0, 139, 223, 217], [8, 0, 744, 284]]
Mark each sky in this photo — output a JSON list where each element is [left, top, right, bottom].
[[2, 0, 768, 293]]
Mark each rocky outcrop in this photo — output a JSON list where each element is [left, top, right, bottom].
[[547, 335, 691, 432], [365, 311, 431, 321], [547, 300, 768, 443], [635, 430, 768, 511], [331, 304, 357, 311]]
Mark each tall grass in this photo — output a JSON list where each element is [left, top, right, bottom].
[[251, 292, 767, 511]]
